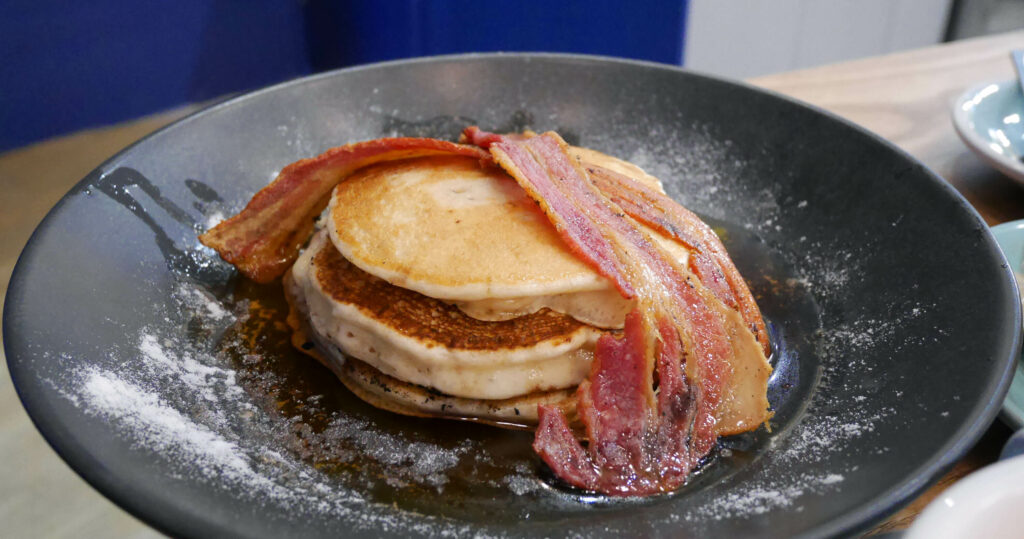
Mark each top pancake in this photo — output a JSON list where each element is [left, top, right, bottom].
[[328, 151, 669, 302]]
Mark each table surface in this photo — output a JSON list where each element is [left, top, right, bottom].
[[2, 29, 1023, 538]]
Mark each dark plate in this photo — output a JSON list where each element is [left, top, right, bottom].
[[4, 54, 1019, 538]]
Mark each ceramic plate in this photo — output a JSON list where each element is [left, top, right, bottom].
[[952, 79, 1024, 184], [990, 220, 1024, 429], [5, 54, 1019, 538], [906, 454, 1024, 538]]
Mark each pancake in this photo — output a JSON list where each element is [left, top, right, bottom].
[[289, 230, 603, 401], [202, 130, 774, 497], [284, 302, 578, 425], [328, 155, 611, 300], [327, 154, 687, 328], [287, 228, 768, 433], [289, 153, 765, 432], [567, 145, 664, 190]]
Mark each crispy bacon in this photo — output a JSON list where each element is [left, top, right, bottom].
[[463, 126, 769, 355], [587, 165, 771, 356], [199, 138, 490, 283], [480, 132, 635, 298], [479, 129, 738, 495]]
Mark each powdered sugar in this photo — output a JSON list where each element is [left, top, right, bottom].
[[690, 483, 809, 519], [80, 368, 256, 481], [176, 284, 230, 319], [687, 469, 845, 521], [611, 125, 928, 521], [309, 415, 472, 490], [40, 94, 957, 535], [60, 124, 884, 532], [202, 210, 225, 232], [54, 281, 484, 536]]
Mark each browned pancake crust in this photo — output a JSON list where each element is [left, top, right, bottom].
[[284, 273, 579, 429], [312, 241, 591, 350]]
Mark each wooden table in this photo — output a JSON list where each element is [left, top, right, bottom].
[[2, 30, 1023, 537]]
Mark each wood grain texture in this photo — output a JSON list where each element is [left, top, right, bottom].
[[752, 29, 1024, 225], [2, 30, 1023, 536]]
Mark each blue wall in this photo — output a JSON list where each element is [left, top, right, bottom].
[[1, 1, 687, 153], [1, 0, 311, 152], [306, 1, 687, 70]]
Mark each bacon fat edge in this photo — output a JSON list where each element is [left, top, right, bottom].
[[477, 129, 743, 495]]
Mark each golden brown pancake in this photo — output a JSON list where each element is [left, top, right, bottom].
[[328, 155, 606, 300], [287, 231, 602, 402], [286, 304, 577, 426], [313, 236, 589, 350], [285, 152, 767, 432], [286, 231, 768, 431], [326, 155, 692, 329]]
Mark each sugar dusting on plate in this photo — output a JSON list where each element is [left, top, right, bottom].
[[48, 114, 932, 534], [55, 281, 483, 537], [602, 122, 933, 523], [80, 368, 262, 484]]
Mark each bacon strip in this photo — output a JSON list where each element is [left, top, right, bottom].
[[464, 126, 769, 356], [199, 138, 490, 283], [587, 165, 771, 355], [484, 132, 636, 298], [481, 129, 737, 495]]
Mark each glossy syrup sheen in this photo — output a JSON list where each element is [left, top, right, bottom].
[[214, 217, 821, 523]]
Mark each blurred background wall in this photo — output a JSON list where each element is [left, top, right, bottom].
[[686, 0, 951, 79], [2, 0, 1018, 153]]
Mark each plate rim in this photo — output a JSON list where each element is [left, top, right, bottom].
[[989, 219, 1024, 430], [4, 51, 1021, 538]]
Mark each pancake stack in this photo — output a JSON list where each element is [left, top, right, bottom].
[[201, 131, 776, 496], [286, 153, 638, 425], [282, 149, 770, 430]]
